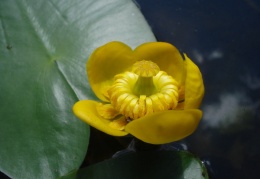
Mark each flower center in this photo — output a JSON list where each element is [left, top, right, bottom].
[[132, 60, 159, 96], [107, 60, 179, 120]]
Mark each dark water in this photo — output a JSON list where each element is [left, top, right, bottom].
[[134, 0, 260, 178]]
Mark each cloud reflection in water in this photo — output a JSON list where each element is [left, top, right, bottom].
[[202, 92, 257, 128]]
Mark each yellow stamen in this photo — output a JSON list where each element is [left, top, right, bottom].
[[96, 103, 119, 119], [109, 117, 127, 130], [107, 60, 179, 120]]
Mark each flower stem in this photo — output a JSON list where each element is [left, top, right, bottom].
[[112, 138, 161, 158]]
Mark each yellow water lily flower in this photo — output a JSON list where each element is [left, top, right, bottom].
[[73, 41, 204, 144]]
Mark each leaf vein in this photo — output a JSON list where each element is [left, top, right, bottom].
[[18, 0, 56, 56], [0, 19, 8, 46], [55, 60, 80, 100], [47, 0, 69, 25]]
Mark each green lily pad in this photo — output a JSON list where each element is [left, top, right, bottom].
[[0, 0, 155, 178], [60, 150, 209, 179]]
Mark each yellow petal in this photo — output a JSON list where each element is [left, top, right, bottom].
[[87, 41, 136, 102], [125, 109, 202, 144], [183, 54, 205, 109], [73, 100, 128, 136], [133, 42, 184, 84]]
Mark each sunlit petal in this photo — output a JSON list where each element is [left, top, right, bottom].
[[183, 54, 205, 109], [125, 109, 202, 144], [87, 41, 136, 102], [73, 100, 128, 136]]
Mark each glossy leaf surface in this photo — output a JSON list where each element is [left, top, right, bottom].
[[0, 0, 155, 178]]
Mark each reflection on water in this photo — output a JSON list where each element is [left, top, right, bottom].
[[203, 92, 257, 128], [192, 49, 223, 63], [241, 74, 260, 90], [136, 0, 260, 178]]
